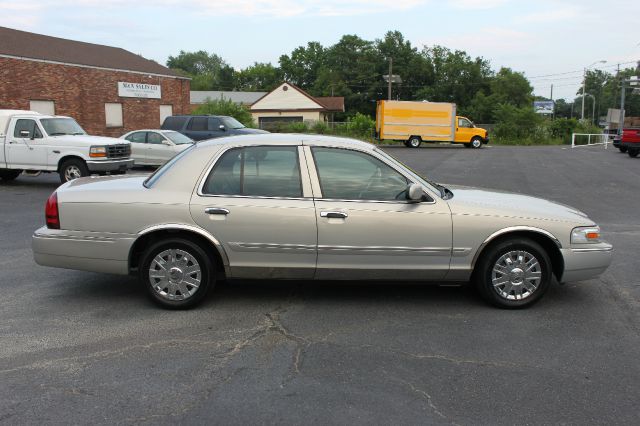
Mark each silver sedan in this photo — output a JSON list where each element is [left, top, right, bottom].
[[32, 134, 613, 309], [120, 129, 194, 166]]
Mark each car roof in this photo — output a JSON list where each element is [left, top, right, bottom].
[[193, 133, 376, 151]]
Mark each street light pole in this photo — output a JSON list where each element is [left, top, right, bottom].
[[581, 60, 606, 121]]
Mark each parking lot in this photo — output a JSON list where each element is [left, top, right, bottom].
[[1, 144, 639, 424]]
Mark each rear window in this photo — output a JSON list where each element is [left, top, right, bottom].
[[161, 116, 188, 131], [143, 144, 195, 188]]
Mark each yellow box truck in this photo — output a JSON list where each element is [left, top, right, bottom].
[[375, 100, 489, 148]]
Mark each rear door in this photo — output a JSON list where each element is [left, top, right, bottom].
[[124, 131, 148, 165], [190, 143, 318, 279], [184, 117, 211, 141]]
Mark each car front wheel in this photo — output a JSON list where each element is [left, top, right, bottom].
[[470, 137, 483, 149], [139, 238, 213, 309], [59, 159, 89, 183], [475, 238, 552, 308]]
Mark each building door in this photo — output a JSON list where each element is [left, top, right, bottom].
[[159, 105, 173, 126]]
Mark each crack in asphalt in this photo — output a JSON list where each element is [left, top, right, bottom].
[[391, 375, 460, 426]]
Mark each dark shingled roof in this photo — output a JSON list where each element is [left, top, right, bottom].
[[314, 96, 345, 112], [0, 26, 184, 78]]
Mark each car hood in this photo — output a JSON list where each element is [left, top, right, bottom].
[[50, 134, 130, 146], [444, 184, 593, 224]]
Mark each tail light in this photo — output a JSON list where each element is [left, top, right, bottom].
[[45, 192, 60, 229]]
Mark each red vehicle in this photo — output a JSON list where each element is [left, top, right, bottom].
[[620, 128, 640, 158]]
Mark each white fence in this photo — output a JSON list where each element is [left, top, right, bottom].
[[571, 133, 615, 149]]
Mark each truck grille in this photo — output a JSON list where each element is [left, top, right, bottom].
[[106, 144, 131, 159]]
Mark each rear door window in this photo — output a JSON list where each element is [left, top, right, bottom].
[[161, 116, 188, 131], [188, 117, 208, 131], [203, 146, 302, 198]]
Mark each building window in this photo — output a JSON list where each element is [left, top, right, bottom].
[[159, 105, 173, 126], [30, 100, 55, 115], [105, 103, 123, 127]]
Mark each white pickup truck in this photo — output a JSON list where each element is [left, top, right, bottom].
[[0, 110, 134, 183]]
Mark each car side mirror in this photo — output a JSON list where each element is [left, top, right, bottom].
[[162, 140, 171, 145], [19, 130, 30, 138], [219, 125, 226, 131], [406, 183, 423, 202]]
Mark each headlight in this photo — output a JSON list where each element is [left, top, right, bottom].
[[571, 226, 601, 244], [89, 146, 107, 158]]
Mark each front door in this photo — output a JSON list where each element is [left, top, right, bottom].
[[454, 117, 475, 143], [307, 146, 452, 280], [190, 144, 317, 279], [6, 119, 48, 168]]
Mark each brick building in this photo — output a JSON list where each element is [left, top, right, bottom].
[[0, 26, 190, 137]]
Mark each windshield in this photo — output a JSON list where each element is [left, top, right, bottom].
[[221, 117, 245, 129], [374, 148, 443, 197], [163, 131, 194, 145], [40, 118, 86, 136]]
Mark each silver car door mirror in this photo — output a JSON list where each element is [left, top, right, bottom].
[[407, 183, 423, 202]]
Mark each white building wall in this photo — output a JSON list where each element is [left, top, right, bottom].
[[251, 83, 322, 110]]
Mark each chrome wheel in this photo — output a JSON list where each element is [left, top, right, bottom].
[[64, 165, 82, 181], [471, 138, 482, 148], [148, 249, 201, 301], [491, 250, 542, 301], [408, 137, 421, 148]]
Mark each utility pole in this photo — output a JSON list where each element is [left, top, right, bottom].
[[619, 81, 626, 136], [388, 58, 393, 101], [550, 84, 554, 119]]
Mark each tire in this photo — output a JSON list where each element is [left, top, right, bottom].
[[628, 149, 639, 158], [139, 238, 214, 309], [474, 238, 552, 309], [619, 146, 628, 153], [59, 159, 89, 183], [407, 136, 422, 148], [470, 137, 483, 149], [0, 169, 22, 181]]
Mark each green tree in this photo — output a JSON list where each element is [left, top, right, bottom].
[[235, 62, 283, 91], [191, 98, 255, 127], [167, 50, 235, 90], [279, 41, 327, 87]]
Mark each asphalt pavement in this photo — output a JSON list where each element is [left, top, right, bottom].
[[0, 144, 639, 425]]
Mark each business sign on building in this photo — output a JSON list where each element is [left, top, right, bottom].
[[118, 82, 161, 99], [533, 101, 554, 115]]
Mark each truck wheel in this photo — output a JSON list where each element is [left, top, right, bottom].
[[0, 169, 22, 181], [407, 136, 422, 148], [59, 159, 89, 183], [470, 137, 483, 149], [628, 149, 639, 158], [139, 238, 214, 309], [474, 238, 552, 309], [619, 146, 628, 153]]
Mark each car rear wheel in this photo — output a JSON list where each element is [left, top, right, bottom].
[[628, 148, 639, 158], [407, 136, 422, 148], [475, 238, 552, 308], [59, 159, 89, 183], [0, 169, 22, 181], [619, 146, 628, 153], [470, 137, 483, 149], [139, 238, 213, 309]]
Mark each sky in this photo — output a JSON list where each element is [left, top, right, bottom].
[[1, 0, 639, 101]]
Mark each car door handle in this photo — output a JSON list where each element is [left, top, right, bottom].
[[204, 207, 230, 215], [320, 211, 348, 219]]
